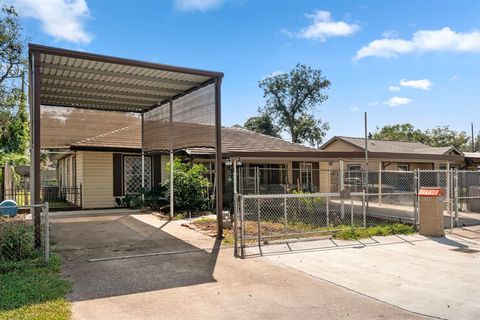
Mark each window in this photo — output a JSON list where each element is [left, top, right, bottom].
[[398, 164, 409, 171], [347, 164, 361, 171], [123, 156, 152, 194]]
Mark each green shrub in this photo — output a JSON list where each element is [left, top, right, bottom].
[[165, 159, 211, 215], [0, 220, 35, 261]]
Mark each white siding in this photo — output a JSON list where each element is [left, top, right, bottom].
[[82, 152, 115, 208]]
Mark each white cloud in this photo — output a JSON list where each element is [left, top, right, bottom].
[[400, 79, 432, 90], [262, 70, 285, 80], [355, 27, 480, 60], [450, 75, 460, 80], [12, 0, 92, 44], [389, 85, 401, 92], [174, 0, 224, 12], [286, 10, 359, 41], [384, 96, 412, 107], [349, 106, 359, 112]]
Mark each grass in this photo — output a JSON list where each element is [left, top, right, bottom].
[[0, 254, 71, 320]]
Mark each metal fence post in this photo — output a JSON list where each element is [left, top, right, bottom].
[[257, 198, 261, 247], [454, 169, 459, 227], [326, 195, 329, 227], [362, 191, 366, 227], [240, 196, 245, 259], [445, 165, 452, 230], [340, 159, 345, 219], [44, 202, 49, 264], [284, 195, 288, 232], [415, 169, 420, 230], [350, 197, 354, 228]]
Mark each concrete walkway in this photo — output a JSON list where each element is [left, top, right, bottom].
[[50, 212, 428, 320], [248, 227, 480, 320]]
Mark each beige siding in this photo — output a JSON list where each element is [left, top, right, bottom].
[[82, 152, 115, 209], [322, 139, 362, 152]]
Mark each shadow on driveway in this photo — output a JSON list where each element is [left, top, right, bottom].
[[51, 212, 220, 302]]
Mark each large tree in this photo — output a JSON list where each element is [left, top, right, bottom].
[[0, 6, 28, 164], [371, 123, 471, 151], [235, 111, 281, 138], [371, 123, 428, 143], [259, 64, 330, 147], [425, 126, 470, 150]]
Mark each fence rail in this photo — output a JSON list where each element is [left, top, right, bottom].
[[2, 185, 82, 209]]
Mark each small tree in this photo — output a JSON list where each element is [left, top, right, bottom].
[[165, 159, 211, 215]]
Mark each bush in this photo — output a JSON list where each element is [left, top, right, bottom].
[[165, 159, 211, 214], [0, 220, 35, 261]]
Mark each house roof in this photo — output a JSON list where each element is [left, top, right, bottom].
[[320, 136, 463, 156], [69, 123, 315, 154], [464, 152, 480, 159]]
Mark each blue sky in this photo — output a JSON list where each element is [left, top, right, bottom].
[[10, 0, 480, 141]]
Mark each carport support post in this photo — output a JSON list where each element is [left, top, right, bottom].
[[30, 51, 42, 248], [141, 112, 145, 202], [169, 98, 174, 218], [215, 77, 223, 239]]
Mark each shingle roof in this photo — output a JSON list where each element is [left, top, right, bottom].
[[321, 136, 462, 155], [70, 123, 315, 153]]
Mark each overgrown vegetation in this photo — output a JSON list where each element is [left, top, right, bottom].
[[0, 219, 34, 261]]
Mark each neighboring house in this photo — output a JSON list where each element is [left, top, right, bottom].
[[464, 152, 480, 170], [319, 136, 465, 171], [54, 130, 468, 210]]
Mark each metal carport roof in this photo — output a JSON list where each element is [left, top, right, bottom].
[[30, 44, 223, 112]]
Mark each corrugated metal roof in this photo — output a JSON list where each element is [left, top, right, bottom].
[[30, 44, 223, 112]]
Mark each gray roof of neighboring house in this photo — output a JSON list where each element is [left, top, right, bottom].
[[320, 136, 463, 156], [70, 124, 315, 154], [464, 152, 480, 159]]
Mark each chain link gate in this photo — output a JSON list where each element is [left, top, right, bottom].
[[233, 168, 480, 257]]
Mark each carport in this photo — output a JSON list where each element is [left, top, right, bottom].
[[28, 44, 224, 247]]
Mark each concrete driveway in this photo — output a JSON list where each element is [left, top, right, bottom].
[[51, 211, 428, 320], [248, 227, 480, 320]]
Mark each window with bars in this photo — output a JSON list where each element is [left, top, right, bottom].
[[123, 156, 152, 194]]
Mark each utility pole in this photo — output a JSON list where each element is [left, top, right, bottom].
[[472, 122, 475, 152]]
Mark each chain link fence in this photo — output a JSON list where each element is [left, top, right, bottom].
[[234, 168, 480, 257], [0, 203, 50, 265]]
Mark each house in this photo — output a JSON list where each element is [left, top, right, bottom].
[[53, 120, 319, 209], [53, 128, 469, 209], [319, 136, 465, 171]]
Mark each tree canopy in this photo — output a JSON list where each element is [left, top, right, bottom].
[[234, 111, 281, 138], [258, 64, 331, 147], [371, 123, 473, 151], [0, 5, 28, 164]]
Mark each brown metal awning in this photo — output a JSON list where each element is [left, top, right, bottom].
[[30, 44, 223, 113]]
